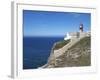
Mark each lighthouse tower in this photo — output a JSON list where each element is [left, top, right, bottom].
[[79, 23, 83, 32]]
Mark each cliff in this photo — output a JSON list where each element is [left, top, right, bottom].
[[43, 36, 91, 68]]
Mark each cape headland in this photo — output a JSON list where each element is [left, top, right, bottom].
[[41, 23, 91, 68]]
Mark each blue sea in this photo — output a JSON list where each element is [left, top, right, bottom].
[[23, 36, 63, 69]]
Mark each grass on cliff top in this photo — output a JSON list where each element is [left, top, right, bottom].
[[69, 36, 91, 49], [54, 39, 70, 50], [55, 36, 91, 67]]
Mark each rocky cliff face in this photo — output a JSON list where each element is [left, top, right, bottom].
[[43, 36, 91, 68]]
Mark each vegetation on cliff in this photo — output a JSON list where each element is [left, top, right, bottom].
[[54, 39, 70, 50], [46, 36, 91, 68], [69, 37, 90, 49]]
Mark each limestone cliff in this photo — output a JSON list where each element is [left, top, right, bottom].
[[43, 36, 91, 68]]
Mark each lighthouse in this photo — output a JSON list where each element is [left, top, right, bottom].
[[64, 23, 89, 41], [79, 23, 83, 32]]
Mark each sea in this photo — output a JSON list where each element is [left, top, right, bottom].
[[23, 36, 64, 69]]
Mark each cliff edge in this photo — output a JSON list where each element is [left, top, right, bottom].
[[43, 36, 91, 68]]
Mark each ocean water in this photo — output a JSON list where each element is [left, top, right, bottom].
[[23, 36, 63, 69]]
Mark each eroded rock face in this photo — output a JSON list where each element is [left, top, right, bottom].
[[54, 47, 91, 67], [44, 37, 91, 68]]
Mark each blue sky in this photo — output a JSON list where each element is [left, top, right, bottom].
[[23, 10, 91, 37]]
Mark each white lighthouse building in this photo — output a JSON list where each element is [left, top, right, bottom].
[[64, 23, 90, 41], [64, 32, 71, 40]]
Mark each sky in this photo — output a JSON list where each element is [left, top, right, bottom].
[[23, 10, 91, 37]]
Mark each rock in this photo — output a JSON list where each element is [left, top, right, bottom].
[[43, 36, 91, 68]]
